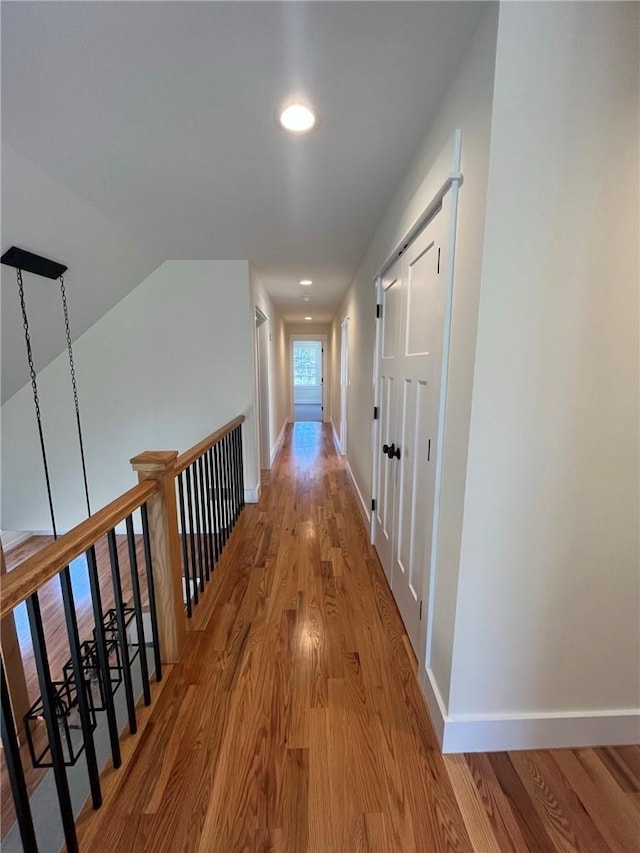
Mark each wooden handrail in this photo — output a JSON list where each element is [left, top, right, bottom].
[[0, 480, 158, 619], [175, 414, 245, 474]]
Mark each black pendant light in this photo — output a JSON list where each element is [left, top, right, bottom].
[[2, 245, 99, 769], [1, 245, 91, 531]]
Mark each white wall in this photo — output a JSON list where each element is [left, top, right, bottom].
[[1, 260, 257, 532], [1, 144, 162, 402], [448, 0, 639, 730], [335, 4, 499, 698], [335, 6, 497, 506], [250, 268, 289, 467]]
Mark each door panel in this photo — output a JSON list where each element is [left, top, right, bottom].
[[382, 273, 402, 359], [396, 378, 415, 587], [391, 211, 444, 652], [406, 240, 437, 356], [374, 263, 402, 580]]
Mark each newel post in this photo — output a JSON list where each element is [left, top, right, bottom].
[[130, 451, 185, 663]]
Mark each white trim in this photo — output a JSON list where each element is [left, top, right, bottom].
[[244, 484, 261, 504], [422, 130, 463, 672], [254, 306, 271, 472], [270, 420, 288, 466], [339, 316, 349, 454], [370, 130, 464, 679], [370, 276, 383, 545], [375, 170, 464, 279], [419, 667, 448, 746], [289, 334, 328, 422], [331, 421, 342, 455], [345, 459, 370, 524], [441, 710, 640, 754], [418, 669, 640, 752], [1, 530, 33, 551]]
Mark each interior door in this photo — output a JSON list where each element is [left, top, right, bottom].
[[293, 340, 323, 421], [373, 258, 402, 581], [373, 202, 446, 653], [391, 207, 445, 652]]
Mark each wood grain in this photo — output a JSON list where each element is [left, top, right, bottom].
[[13, 423, 639, 852], [131, 450, 185, 663], [0, 480, 157, 618], [0, 543, 30, 734], [174, 414, 245, 474]]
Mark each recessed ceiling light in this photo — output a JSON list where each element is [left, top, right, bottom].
[[299, 279, 313, 286], [279, 104, 316, 134], [304, 316, 313, 321], [303, 296, 311, 302]]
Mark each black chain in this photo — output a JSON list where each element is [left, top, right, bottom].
[[60, 275, 91, 516], [16, 268, 58, 538]]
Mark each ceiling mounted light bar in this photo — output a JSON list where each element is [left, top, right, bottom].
[[1, 246, 67, 280]]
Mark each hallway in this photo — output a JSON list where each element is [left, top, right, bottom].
[[75, 423, 640, 852]]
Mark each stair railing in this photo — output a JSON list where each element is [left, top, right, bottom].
[[0, 415, 246, 852]]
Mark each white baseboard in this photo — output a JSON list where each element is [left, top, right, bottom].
[[442, 709, 640, 753], [1, 530, 33, 551], [345, 459, 370, 525], [245, 484, 261, 504], [418, 667, 640, 752], [419, 667, 448, 747], [270, 421, 287, 466]]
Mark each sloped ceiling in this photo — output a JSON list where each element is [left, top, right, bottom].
[[2, 1, 486, 401]]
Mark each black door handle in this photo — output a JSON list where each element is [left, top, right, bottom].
[[383, 443, 401, 460]]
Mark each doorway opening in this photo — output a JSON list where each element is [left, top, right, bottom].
[[291, 337, 325, 422], [255, 308, 270, 470]]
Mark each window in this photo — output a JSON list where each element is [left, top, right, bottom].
[[293, 341, 322, 386]]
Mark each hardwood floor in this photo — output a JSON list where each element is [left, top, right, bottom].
[[7, 423, 640, 851], [1, 531, 149, 838]]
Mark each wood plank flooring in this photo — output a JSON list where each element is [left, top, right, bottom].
[[8, 423, 640, 851]]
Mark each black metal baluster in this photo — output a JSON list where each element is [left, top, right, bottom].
[[177, 473, 193, 617], [198, 455, 212, 582], [192, 461, 205, 592], [141, 503, 162, 681], [125, 515, 151, 706], [228, 433, 235, 527], [238, 424, 246, 509], [233, 427, 241, 521], [26, 591, 78, 853], [185, 465, 200, 603], [1, 658, 38, 852], [205, 453, 215, 579], [107, 530, 137, 734], [211, 446, 222, 563], [225, 434, 234, 531], [212, 442, 222, 549], [58, 564, 102, 808], [86, 544, 121, 767], [204, 448, 216, 570], [199, 457, 209, 584], [216, 439, 228, 546], [232, 431, 239, 524], [229, 430, 236, 524]]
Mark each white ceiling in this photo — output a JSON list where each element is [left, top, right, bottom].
[[2, 1, 485, 397]]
